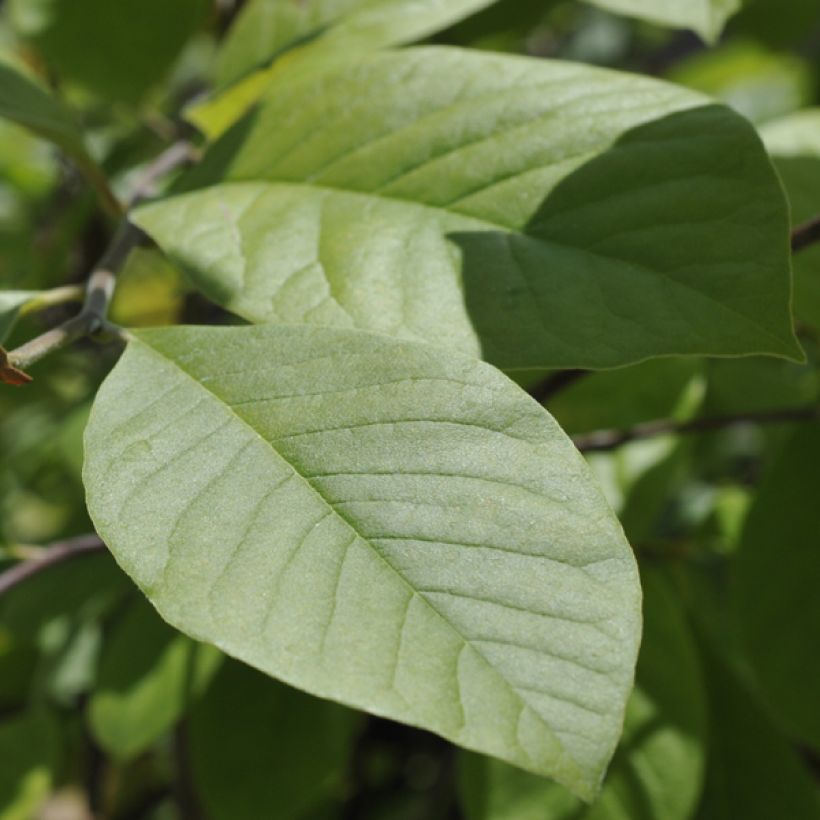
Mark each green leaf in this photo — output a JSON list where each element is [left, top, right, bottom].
[[215, 0, 497, 89], [8, 0, 209, 104], [583, 0, 741, 43], [0, 710, 60, 820], [695, 636, 820, 820], [138, 49, 799, 371], [0, 287, 83, 345], [459, 568, 707, 820], [0, 62, 86, 158], [190, 659, 358, 820], [191, 0, 498, 139], [0, 291, 38, 345], [760, 110, 820, 331], [733, 426, 820, 751], [667, 42, 814, 124], [84, 323, 641, 800], [88, 595, 222, 760]]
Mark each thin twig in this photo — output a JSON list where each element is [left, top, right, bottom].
[[529, 369, 587, 404], [0, 535, 106, 597], [3, 141, 198, 378], [792, 215, 820, 254], [127, 140, 199, 208], [573, 405, 820, 452], [76, 154, 125, 220]]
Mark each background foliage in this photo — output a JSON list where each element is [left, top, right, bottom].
[[1, 0, 819, 818]]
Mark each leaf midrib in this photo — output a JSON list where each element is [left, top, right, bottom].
[[135, 335, 591, 786]]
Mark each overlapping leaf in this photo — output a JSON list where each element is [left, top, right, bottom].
[[0, 62, 86, 159], [137, 48, 799, 371], [192, 0, 498, 138], [733, 426, 820, 751], [584, 0, 741, 43], [8, 0, 209, 104], [761, 109, 820, 330], [84, 323, 641, 799], [88, 596, 222, 759]]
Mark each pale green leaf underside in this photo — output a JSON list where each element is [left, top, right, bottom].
[[584, 0, 741, 43], [462, 569, 706, 820], [138, 48, 799, 371], [83, 324, 641, 799]]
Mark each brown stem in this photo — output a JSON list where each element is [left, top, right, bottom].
[[4, 141, 198, 378], [0, 535, 106, 597], [792, 215, 820, 254], [573, 405, 820, 452]]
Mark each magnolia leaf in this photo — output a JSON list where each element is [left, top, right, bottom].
[[84, 323, 641, 800], [215, 0, 497, 88], [460, 569, 706, 820], [760, 110, 820, 331], [88, 595, 222, 760], [584, 0, 741, 43], [0, 62, 86, 159], [138, 49, 799, 371], [191, 0, 498, 138], [189, 660, 358, 820], [8, 0, 209, 104], [0, 710, 60, 819], [696, 637, 820, 819], [733, 426, 820, 751]]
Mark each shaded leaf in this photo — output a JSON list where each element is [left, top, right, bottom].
[[190, 659, 358, 820], [0, 61, 85, 157], [0, 710, 60, 820], [584, 0, 740, 43], [695, 636, 820, 820], [88, 595, 222, 760], [9, 0, 209, 104], [760, 109, 820, 330], [84, 323, 641, 799], [733, 425, 820, 751], [139, 49, 799, 371]]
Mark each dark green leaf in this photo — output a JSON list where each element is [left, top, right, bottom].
[[190, 659, 358, 820], [9, 0, 209, 104], [0, 710, 60, 819], [88, 595, 222, 759], [695, 636, 820, 820], [733, 425, 820, 751]]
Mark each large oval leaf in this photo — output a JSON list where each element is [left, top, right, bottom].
[[459, 568, 706, 820], [83, 324, 641, 800], [136, 48, 799, 370]]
